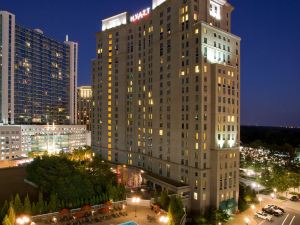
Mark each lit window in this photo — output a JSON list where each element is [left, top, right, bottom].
[[194, 192, 198, 200], [193, 13, 198, 21], [195, 65, 200, 73], [159, 130, 164, 136]]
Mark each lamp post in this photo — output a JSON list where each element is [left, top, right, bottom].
[[132, 197, 141, 217]]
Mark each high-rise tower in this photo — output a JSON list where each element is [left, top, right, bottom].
[[92, 0, 240, 212], [0, 11, 78, 125]]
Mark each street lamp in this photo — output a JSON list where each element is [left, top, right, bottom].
[[132, 197, 141, 217], [159, 215, 169, 224], [244, 217, 250, 225]]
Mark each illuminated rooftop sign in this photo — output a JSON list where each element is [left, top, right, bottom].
[[130, 7, 151, 22], [102, 12, 128, 31]]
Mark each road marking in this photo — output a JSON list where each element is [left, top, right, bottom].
[[282, 214, 290, 225], [288, 216, 295, 225]]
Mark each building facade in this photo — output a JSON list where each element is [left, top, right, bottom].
[[0, 11, 78, 125], [0, 124, 88, 161], [77, 86, 92, 131], [92, 0, 240, 212]]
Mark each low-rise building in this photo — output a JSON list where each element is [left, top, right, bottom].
[[0, 125, 89, 161]]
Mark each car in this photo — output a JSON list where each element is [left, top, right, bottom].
[[262, 206, 283, 216], [290, 196, 299, 201], [255, 211, 273, 221], [266, 204, 285, 213]]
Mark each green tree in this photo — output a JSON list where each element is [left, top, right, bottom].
[[0, 200, 9, 222], [159, 190, 170, 210], [14, 194, 23, 215], [36, 192, 44, 214], [195, 215, 210, 225], [48, 193, 58, 212], [2, 215, 12, 225], [215, 210, 230, 223], [168, 196, 185, 225], [8, 205, 15, 225], [31, 202, 37, 215], [23, 194, 31, 214]]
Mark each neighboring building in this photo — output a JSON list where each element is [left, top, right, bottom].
[[92, 0, 240, 212], [0, 124, 88, 161], [0, 11, 78, 125], [77, 86, 92, 131]]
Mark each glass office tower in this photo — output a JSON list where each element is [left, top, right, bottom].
[[0, 11, 78, 125]]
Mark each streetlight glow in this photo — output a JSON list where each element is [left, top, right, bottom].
[[244, 217, 250, 225], [132, 197, 141, 217], [159, 215, 169, 224], [16, 216, 31, 225]]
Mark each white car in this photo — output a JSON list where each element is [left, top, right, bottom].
[[255, 211, 273, 221]]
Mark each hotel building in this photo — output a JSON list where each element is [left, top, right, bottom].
[[92, 0, 240, 212], [77, 86, 92, 131], [0, 11, 78, 125]]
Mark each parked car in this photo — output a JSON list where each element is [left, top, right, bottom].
[[290, 196, 299, 201], [255, 211, 273, 221], [266, 204, 285, 213], [263, 205, 283, 216]]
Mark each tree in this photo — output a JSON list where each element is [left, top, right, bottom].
[[0, 200, 9, 222], [48, 193, 58, 212], [23, 194, 31, 214], [168, 196, 184, 225], [36, 192, 44, 214], [153, 189, 159, 204], [215, 210, 230, 223], [14, 194, 23, 215], [31, 202, 37, 215], [8, 205, 15, 225], [195, 215, 210, 225], [2, 215, 11, 225], [159, 190, 170, 210]]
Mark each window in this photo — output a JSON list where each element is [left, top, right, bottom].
[[159, 129, 164, 136], [194, 192, 198, 200]]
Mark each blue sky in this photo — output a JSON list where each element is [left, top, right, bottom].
[[1, 0, 300, 126]]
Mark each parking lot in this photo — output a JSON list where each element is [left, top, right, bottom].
[[253, 208, 300, 225], [227, 195, 300, 225]]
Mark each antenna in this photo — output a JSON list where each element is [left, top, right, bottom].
[[66, 34, 69, 42]]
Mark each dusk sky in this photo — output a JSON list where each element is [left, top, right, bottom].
[[1, 0, 300, 127]]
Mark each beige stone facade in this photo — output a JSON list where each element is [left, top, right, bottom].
[[92, 0, 240, 212]]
